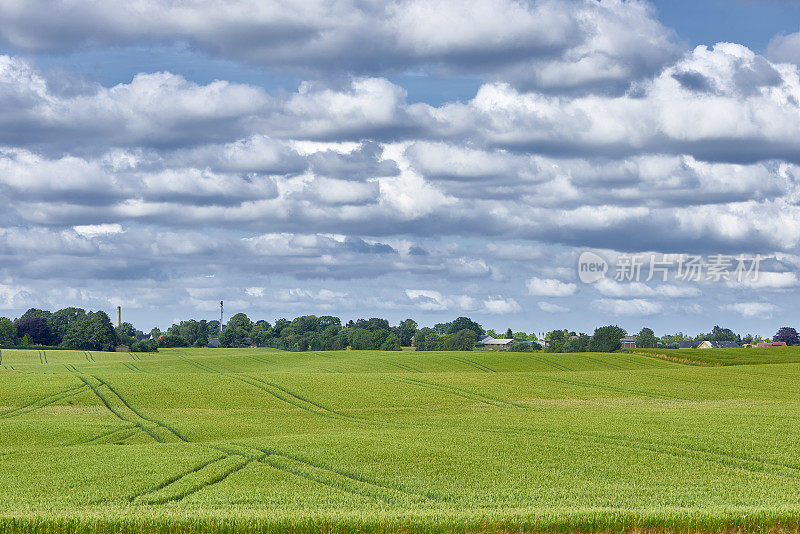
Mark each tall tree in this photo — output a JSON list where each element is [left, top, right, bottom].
[[0, 318, 17, 346], [397, 318, 418, 346], [446, 317, 484, 337], [14, 317, 50, 345], [636, 327, 657, 348], [774, 327, 800, 346], [50, 308, 86, 345], [588, 325, 627, 353]]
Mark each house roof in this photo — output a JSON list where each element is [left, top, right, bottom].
[[620, 336, 637, 342], [207, 338, 220, 348], [703, 341, 740, 349], [481, 338, 515, 345]]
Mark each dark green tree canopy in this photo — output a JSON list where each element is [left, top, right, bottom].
[[588, 325, 627, 353]]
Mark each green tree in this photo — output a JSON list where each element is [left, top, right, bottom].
[[220, 313, 253, 347], [49, 308, 86, 345], [349, 328, 374, 350], [446, 317, 484, 337], [636, 327, 657, 348], [562, 334, 590, 352], [397, 318, 418, 346], [86, 311, 118, 351], [0, 318, 17, 346], [588, 325, 627, 353], [505, 328, 513, 338], [508, 340, 533, 352], [380, 333, 401, 351]]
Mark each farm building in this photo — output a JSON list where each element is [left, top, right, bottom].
[[698, 341, 740, 349], [207, 338, 220, 348], [479, 338, 516, 350], [756, 341, 787, 347], [620, 336, 637, 349]]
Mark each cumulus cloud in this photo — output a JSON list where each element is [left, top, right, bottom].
[[594, 279, 701, 298], [1, 3, 800, 326], [0, 0, 678, 92], [538, 301, 569, 313], [482, 297, 521, 314], [725, 302, 779, 318], [526, 277, 577, 297], [591, 298, 662, 316]]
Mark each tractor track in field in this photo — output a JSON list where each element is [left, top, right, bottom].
[[388, 362, 422, 373], [232, 374, 365, 424], [83, 351, 95, 363], [452, 356, 496, 373], [533, 355, 575, 372], [178, 353, 366, 424], [80, 424, 137, 445], [121, 362, 146, 374], [257, 446, 445, 503], [70, 374, 165, 443], [0, 384, 89, 419], [248, 355, 273, 365], [637, 371, 777, 395], [534, 373, 689, 401], [558, 428, 800, 483], [128, 454, 230, 503], [93, 376, 189, 442], [393, 376, 528, 409], [582, 354, 624, 369], [177, 354, 221, 374]]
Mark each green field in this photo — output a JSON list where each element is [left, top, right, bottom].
[[2, 347, 800, 533], [630, 346, 800, 366]]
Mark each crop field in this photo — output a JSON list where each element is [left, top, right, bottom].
[[630, 346, 800, 366], [2, 347, 800, 533]]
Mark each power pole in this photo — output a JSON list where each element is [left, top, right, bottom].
[[219, 300, 224, 334]]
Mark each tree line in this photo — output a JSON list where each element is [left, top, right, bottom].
[[0, 308, 156, 352], [2, 307, 797, 353]]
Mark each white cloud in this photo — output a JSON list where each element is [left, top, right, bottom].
[[526, 277, 577, 297], [0, 0, 678, 91], [594, 279, 700, 298], [482, 297, 521, 314], [728, 271, 799, 290], [725, 302, 779, 318], [592, 298, 662, 316], [73, 223, 124, 238], [538, 301, 569, 313]]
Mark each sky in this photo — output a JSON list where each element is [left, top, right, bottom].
[[1, 0, 800, 337]]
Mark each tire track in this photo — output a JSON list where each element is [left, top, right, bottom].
[[535, 374, 688, 401], [388, 362, 422, 373], [258, 446, 444, 503], [177, 354, 220, 374], [393, 376, 527, 409], [68, 373, 164, 443], [137, 455, 256, 505], [179, 353, 364, 424], [93, 375, 189, 442], [121, 362, 146, 374], [582, 354, 623, 370], [77, 424, 138, 445], [0, 384, 88, 419], [129, 453, 230, 503], [231, 374, 353, 423], [452, 356, 496, 373], [530, 355, 572, 372], [564, 428, 800, 482]]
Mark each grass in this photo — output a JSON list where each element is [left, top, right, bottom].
[[1, 346, 800, 533], [630, 346, 800, 366]]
